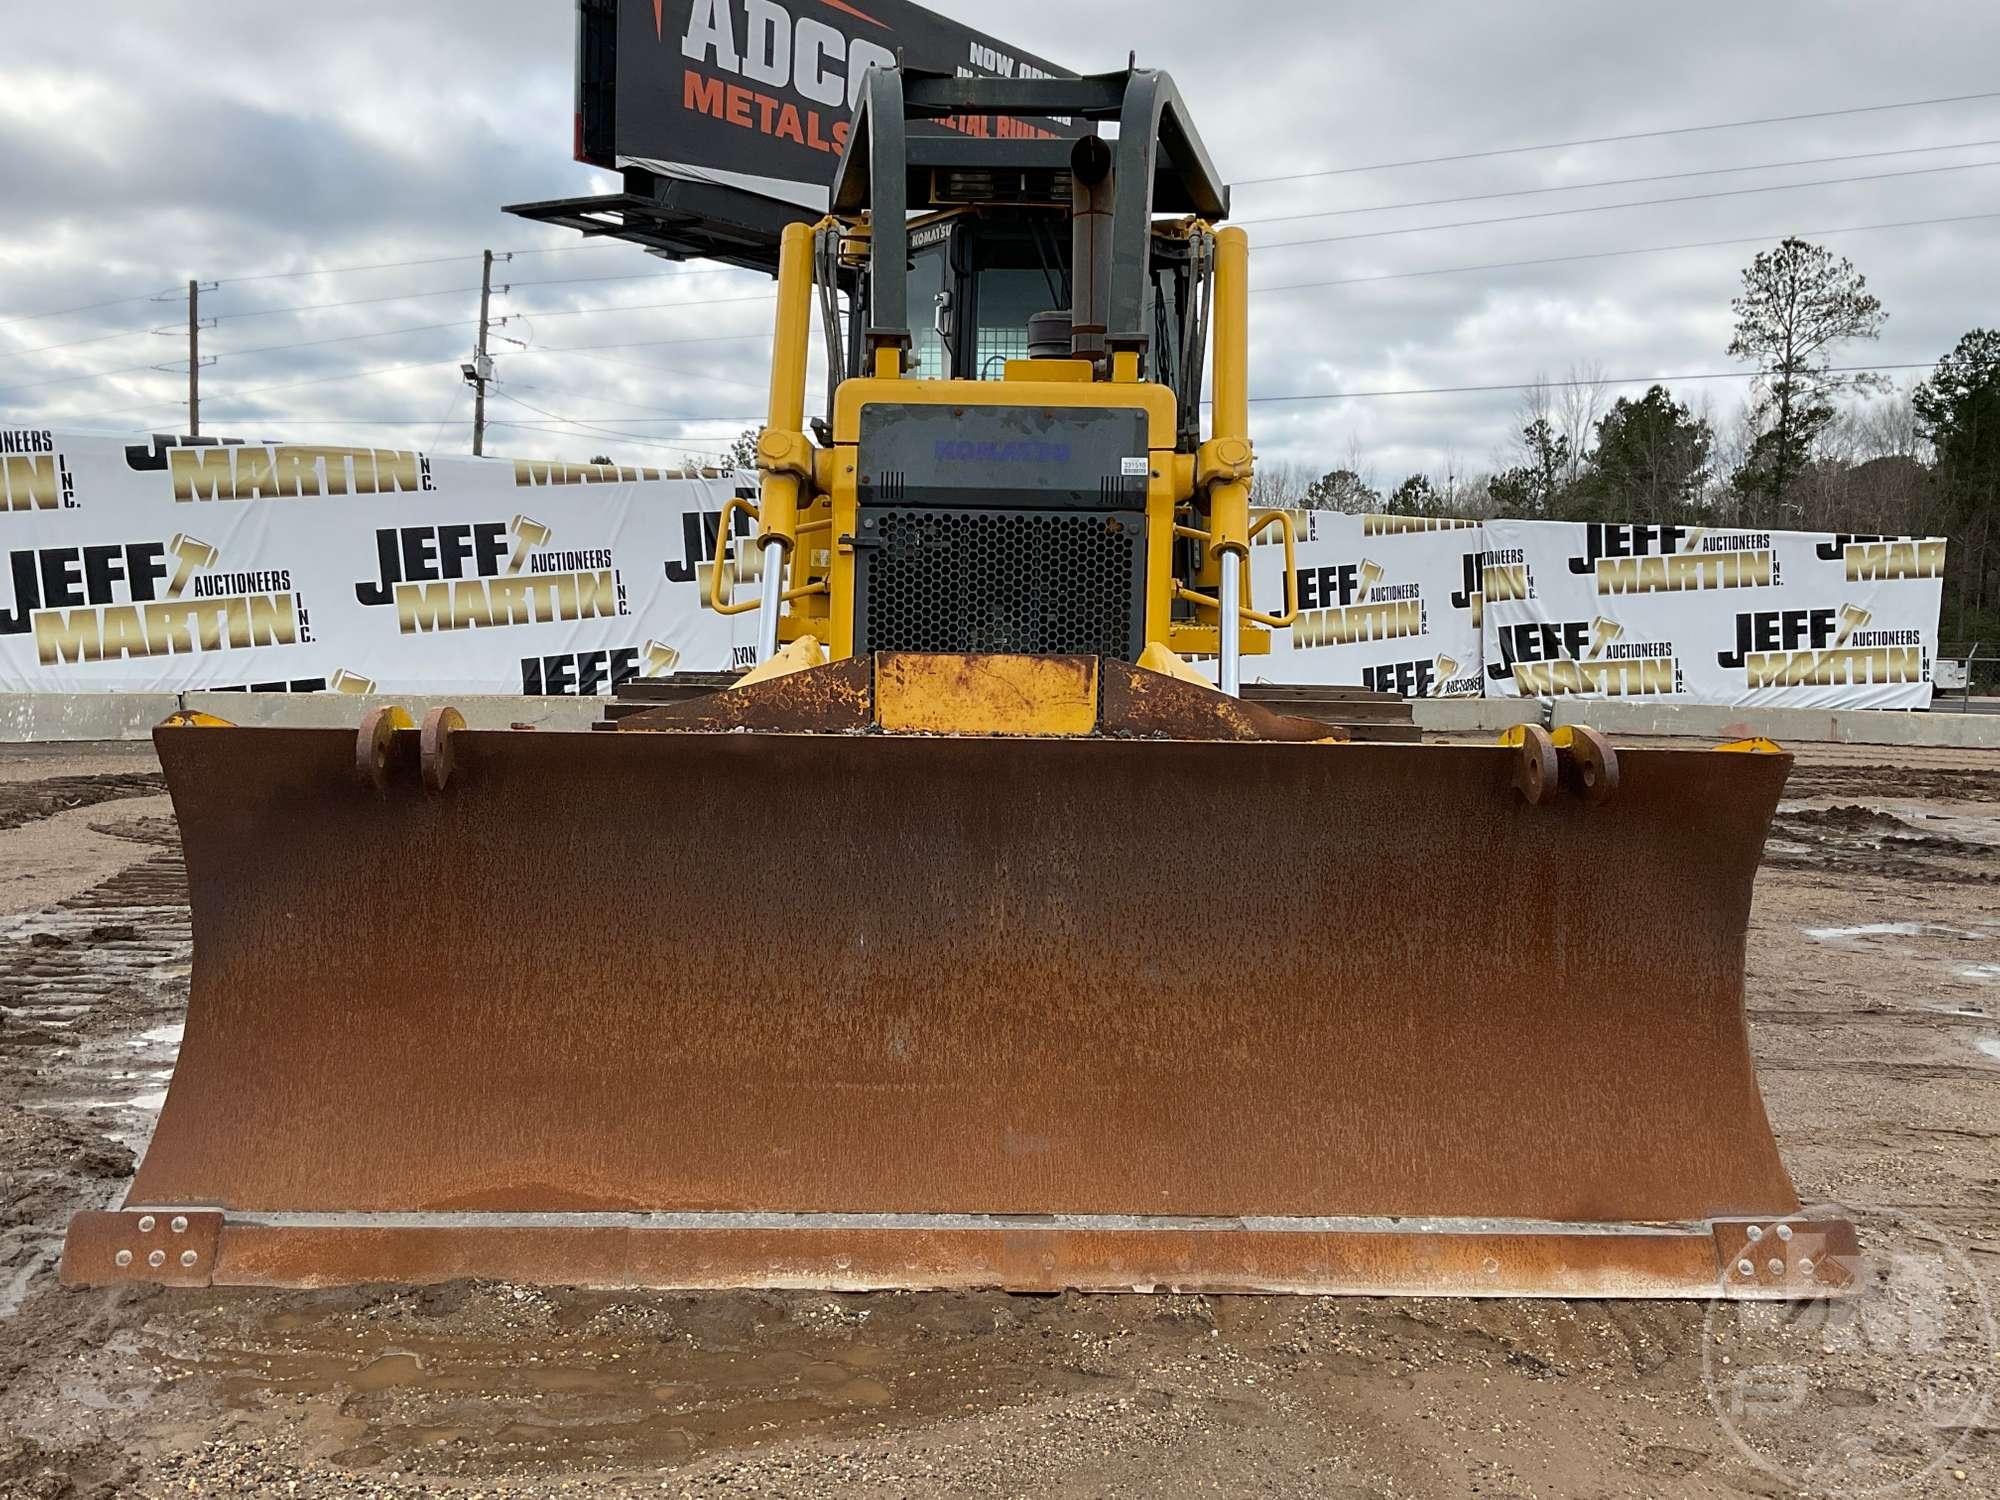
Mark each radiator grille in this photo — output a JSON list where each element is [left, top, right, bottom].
[[858, 507, 1144, 658]]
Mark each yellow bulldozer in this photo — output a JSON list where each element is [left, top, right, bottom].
[[64, 67, 1855, 1299]]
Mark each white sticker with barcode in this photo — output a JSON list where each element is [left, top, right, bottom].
[[1121, 457, 1150, 477]]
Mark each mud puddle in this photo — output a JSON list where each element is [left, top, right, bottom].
[[0, 855, 189, 1152], [135, 1285, 1166, 1480], [4, 747, 2000, 1498], [1, 810, 188, 1325], [1803, 921, 1989, 942]]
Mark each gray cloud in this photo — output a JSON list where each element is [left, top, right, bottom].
[[2, 0, 1996, 477]]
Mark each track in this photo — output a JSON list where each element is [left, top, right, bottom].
[[0, 740, 1995, 1497]]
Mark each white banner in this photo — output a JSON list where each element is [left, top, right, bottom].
[[0, 430, 761, 697], [1248, 511, 1485, 697], [0, 430, 1947, 708], [1480, 520, 1945, 710]]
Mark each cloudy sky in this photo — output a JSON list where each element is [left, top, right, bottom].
[[3, 1, 1996, 481]]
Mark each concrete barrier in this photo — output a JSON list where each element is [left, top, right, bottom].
[[3, 690, 1997, 749], [0, 694, 182, 743], [1551, 699, 2000, 750], [1410, 699, 1544, 734], [178, 692, 606, 733]]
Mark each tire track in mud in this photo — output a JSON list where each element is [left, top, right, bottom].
[[0, 817, 190, 1326], [0, 773, 164, 833], [1784, 762, 2000, 802], [0, 751, 1995, 1497]]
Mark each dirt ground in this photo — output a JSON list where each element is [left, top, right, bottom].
[[0, 735, 1996, 1498]]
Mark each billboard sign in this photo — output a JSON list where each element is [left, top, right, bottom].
[[597, 0, 1082, 207]]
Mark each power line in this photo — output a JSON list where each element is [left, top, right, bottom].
[[1252, 210, 2000, 294], [125, 416, 462, 425], [33, 362, 1944, 445], [504, 242, 635, 258], [216, 357, 469, 402], [208, 286, 484, 322], [0, 288, 180, 330], [210, 240, 634, 287], [494, 419, 739, 457], [1236, 88, 2000, 186], [1240, 362, 1937, 405], [487, 389, 743, 459], [517, 332, 772, 354], [1239, 136, 2000, 227], [486, 420, 737, 460], [68, 358, 471, 425], [0, 359, 178, 398], [0, 316, 476, 396], [503, 291, 776, 319], [504, 377, 771, 419], [491, 386, 754, 431], [0, 322, 764, 399], [217, 253, 489, 285], [13, 90, 1987, 325], [218, 318, 473, 360], [1259, 157, 2000, 252], [479, 363, 1938, 417], [0, 321, 176, 359], [200, 265, 754, 325], [36, 206, 1982, 392], [505, 267, 755, 290], [501, 345, 772, 395], [430, 383, 468, 453]]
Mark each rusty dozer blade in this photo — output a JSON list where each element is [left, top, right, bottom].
[[63, 684, 1855, 1298]]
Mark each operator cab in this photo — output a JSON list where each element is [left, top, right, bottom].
[[825, 68, 1229, 453], [733, 67, 1286, 689], [902, 210, 1204, 412]]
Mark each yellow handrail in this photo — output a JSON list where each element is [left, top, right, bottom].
[[1172, 509, 1299, 629], [707, 495, 830, 617]]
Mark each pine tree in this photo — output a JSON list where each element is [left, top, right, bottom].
[[1727, 238, 1885, 524]]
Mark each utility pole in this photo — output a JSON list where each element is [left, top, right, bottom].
[[187, 279, 202, 438], [472, 250, 496, 456], [155, 281, 215, 436]]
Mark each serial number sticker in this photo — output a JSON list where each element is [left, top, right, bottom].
[[1121, 457, 1150, 477]]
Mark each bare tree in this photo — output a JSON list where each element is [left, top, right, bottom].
[[1340, 432, 1378, 501], [1852, 382, 1924, 463], [1556, 361, 1609, 488], [1251, 457, 1313, 510]]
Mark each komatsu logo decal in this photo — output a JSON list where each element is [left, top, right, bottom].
[[1815, 534, 1946, 582], [1289, 560, 1426, 648], [1569, 523, 1777, 595], [0, 431, 76, 512], [1717, 606, 1929, 688], [355, 516, 627, 635], [1449, 547, 1533, 629], [0, 534, 305, 666], [1489, 617, 1683, 697], [933, 439, 1072, 464]]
